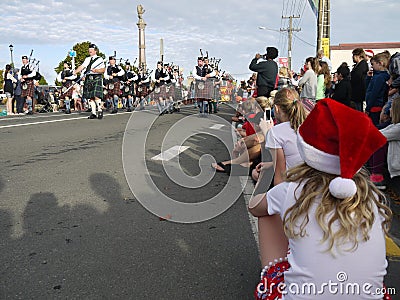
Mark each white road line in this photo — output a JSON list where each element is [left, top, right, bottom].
[[0, 111, 133, 129], [209, 124, 225, 130], [151, 146, 190, 161]]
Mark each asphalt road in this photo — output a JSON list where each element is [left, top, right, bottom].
[[0, 104, 399, 299], [0, 106, 260, 299]]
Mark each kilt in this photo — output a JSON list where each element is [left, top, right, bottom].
[[106, 81, 121, 98], [136, 84, 148, 98], [122, 83, 134, 97], [21, 79, 35, 99], [194, 80, 213, 99], [165, 84, 175, 99], [153, 84, 168, 99], [83, 74, 103, 100], [60, 81, 74, 99]]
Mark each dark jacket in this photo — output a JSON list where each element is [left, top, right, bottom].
[[332, 77, 352, 107], [249, 58, 278, 89], [365, 70, 390, 112], [350, 60, 368, 103]]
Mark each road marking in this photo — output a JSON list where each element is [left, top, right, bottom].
[[0, 111, 133, 129], [151, 146, 190, 161], [386, 235, 400, 258], [209, 124, 225, 130]]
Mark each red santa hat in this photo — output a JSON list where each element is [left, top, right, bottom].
[[297, 99, 386, 199], [365, 49, 374, 57]]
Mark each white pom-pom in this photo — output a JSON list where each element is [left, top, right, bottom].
[[329, 177, 357, 199]]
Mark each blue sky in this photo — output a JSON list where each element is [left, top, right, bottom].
[[1, 0, 398, 84]]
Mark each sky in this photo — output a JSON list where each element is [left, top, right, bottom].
[[0, 0, 398, 85]]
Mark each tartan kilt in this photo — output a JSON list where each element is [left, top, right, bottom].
[[21, 80, 35, 99], [153, 84, 168, 99], [165, 84, 175, 99], [83, 75, 104, 100], [136, 85, 148, 98], [107, 81, 121, 98], [60, 81, 74, 99], [194, 80, 213, 99], [122, 83, 134, 97]]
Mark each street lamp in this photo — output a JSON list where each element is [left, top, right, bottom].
[[9, 44, 14, 68]]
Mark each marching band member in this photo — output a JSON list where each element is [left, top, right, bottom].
[[152, 61, 170, 115], [20, 55, 37, 115], [164, 63, 175, 113], [73, 44, 105, 119], [104, 56, 125, 114], [137, 68, 151, 110], [122, 62, 137, 112], [192, 56, 215, 115], [56, 62, 77, 114]]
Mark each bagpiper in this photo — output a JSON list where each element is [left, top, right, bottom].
[[73, 43, 106, 119], [104, 56, 125, 114], [56, 61, 77, 114], [20, 55, 37, 115], [152, 61, 170, 115]]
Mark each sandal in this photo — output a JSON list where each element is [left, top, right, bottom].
[[212, 162, 231, 174]]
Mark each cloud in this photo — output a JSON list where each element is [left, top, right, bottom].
[[0, 0, 398, 83]]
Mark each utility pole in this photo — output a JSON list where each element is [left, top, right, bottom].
[[317, 0, 330, 56], [280, 15, 301, 71]]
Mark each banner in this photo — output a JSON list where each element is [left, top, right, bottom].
[[279, 57, 288, 67], [321, 38, 330, 58], [308, 0, 318, 18]]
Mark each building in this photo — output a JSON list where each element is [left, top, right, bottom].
[[330, 42, 400, 72]]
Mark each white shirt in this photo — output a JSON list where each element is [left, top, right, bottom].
[[80, 55, 105, 75], [267, 181, 387, 300], [265, 122, 303, 170]]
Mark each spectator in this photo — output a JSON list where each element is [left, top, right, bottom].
[[389, 51, 400, 89], [350, 48, 369, 112], [316, 61, 331, 101], [292, 56, 318, 113], [248, 88, 306, 296], [249, 47, 279, 97], [365, 49, 374, 69], [366, 52, 390, 126], [3, 64, 17, 115], [317, 49, 332, 71], [332, 64, 352, 107], [249, 99, 391, 300], [369, 96, 400, 189], [13, 68, 24, 115], [276, 67, 291, 90]]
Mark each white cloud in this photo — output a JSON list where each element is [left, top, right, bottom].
[[0, 0, 398, 83]]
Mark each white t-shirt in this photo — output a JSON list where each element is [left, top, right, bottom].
[[267, 181, 387, 300], [265, 121, 303, 170]]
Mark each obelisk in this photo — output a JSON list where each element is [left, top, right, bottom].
[[137, 4, 147, 70]]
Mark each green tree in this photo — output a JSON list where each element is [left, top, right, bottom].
[[38, 76, 48, 85], [54, 41, 105, 86]]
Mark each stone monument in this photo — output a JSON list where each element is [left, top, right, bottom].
[[137, 4, 147, 70]]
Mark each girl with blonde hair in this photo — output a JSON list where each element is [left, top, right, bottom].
[[250, 99, 392, 300]]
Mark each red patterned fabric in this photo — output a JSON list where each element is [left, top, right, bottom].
[[254, 261, 290, 300], [21, 80, 35, 99], [60, 81, 73, 99]]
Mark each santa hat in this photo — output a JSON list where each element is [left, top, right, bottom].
[[365, 49, 374, 57], [297, 99, 386, 199]]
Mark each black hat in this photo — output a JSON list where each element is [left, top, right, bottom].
[[265, 47, 279, 60], [89, 43, 97, 49], [22, 55, 28, 60], [109, 56, 116, 61], [125, 61, 130, 65], [197, 57, 204, 61], [157, 61, 163, 65]]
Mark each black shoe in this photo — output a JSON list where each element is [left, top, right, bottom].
[[127, 108, 132, 112], [111, 109, 117, 114], [85, 108, 91, 113], [65, 109, 71, 114], [88, 114, 97, 119], [97, 110, 103, 119], [27, 111, 33, 115], [159, 111, 165, 116]]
